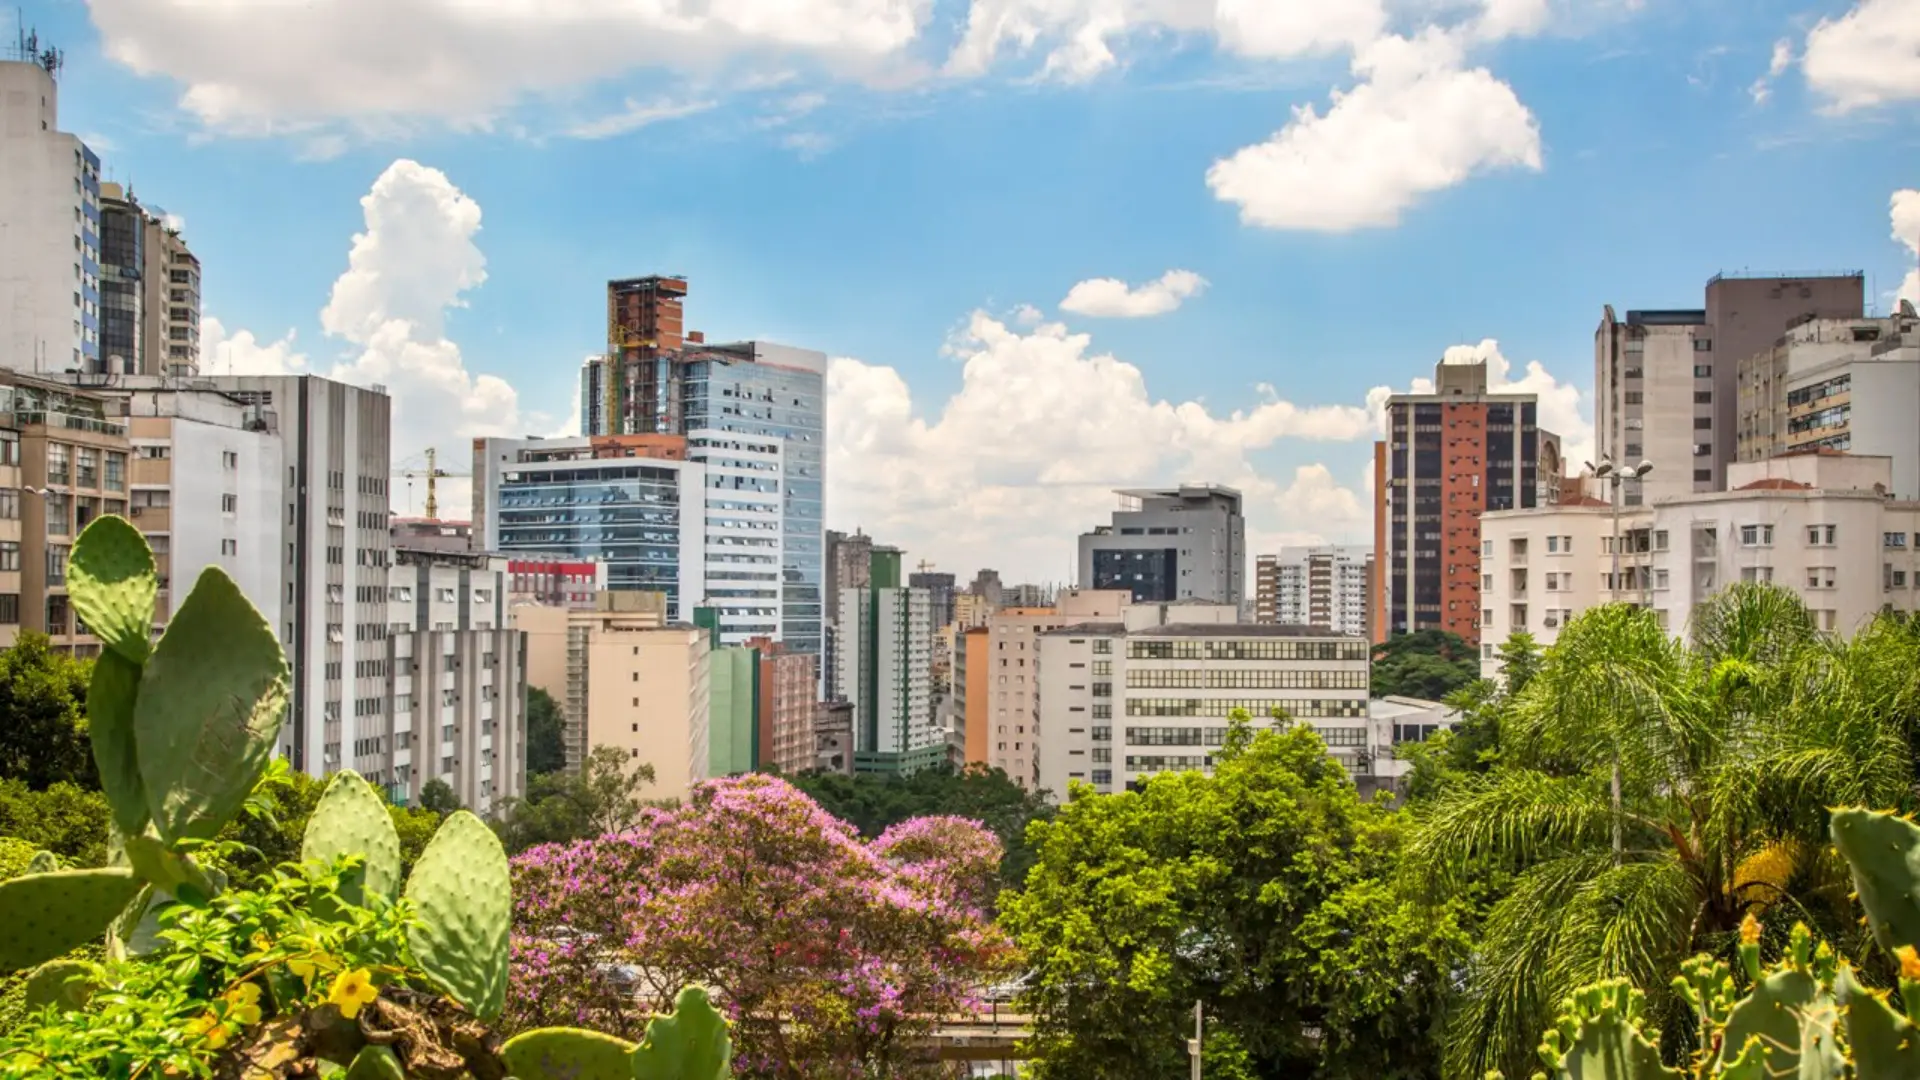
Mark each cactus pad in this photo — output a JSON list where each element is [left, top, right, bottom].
[[302, 770, 403, 907], [404, 810, 510, 1020], [21, 958, 96, 1013], [1717, 956, 1841, 1076], [1832, 807, 1920, 955], [344, 1044, 406, 1080], [68, 515, 156, 666], [134, 566, 290, 843], [1537, 979, 1681, 1080], [631, 985, 733, 1080], [24, 851, 57, 875], [500, 1028, 639, 1080], [0, 868, 142, 971], [89, 650, 150, 837], [1836, 963, 1920, 1076]]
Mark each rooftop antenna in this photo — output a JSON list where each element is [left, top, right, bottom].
[[11, 18, 63, 77]]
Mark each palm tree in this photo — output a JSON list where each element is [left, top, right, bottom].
[[1410, 584, 1913, 1078]]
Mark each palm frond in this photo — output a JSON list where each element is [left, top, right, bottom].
[[1407, 771, 1620, 889]]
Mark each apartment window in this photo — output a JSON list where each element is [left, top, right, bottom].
[[0, 433, 15, 466], [221, 539, 237, 556], [1694, 469, 1713, 483], [222, 494, 237, 513], [1695, 338, 1713, 352], [1694, 391, 1713, 404], [1545, 572, 1559, 590], [75, 448, 97, 488], [1740, 566, 1775, 583], [1816, 610, 1838, 633], [138, 445, 169, 459], [1093, 639, 1111, 654], [1654, 569, 1670, 590], [1808, 567, 1836, 589], [45, 546, 68, 585], [222, 451, 238, 469], [46, 444, 69, 485], [0, 490, 16, 521], [1694, 417, 1713, 429], [1482, 540, 1492, 557], [104, 452, 125, 492], [1624, 392, 1644, 405], [1695, 443, 1713, 457], [1546, 535, 1559, 553], [1626, 443, 1644, 458], [1482, 574, 1493, 590], [1653, 530, 1669, 551], [1887, 532, 1909, 550], [1809, 525, 1836, 546], [0, 595, 17, 625], [0, 542, 18, 572], [1897, 570, 1910, 589], [44, 491, 69, 537], [1740, 524, 1774, 547]]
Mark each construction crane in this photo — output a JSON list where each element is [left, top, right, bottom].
[[917, 559, 935, 574], [395, 447, 471, 521]]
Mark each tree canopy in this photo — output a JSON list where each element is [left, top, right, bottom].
[[0, 633, 96, 791], [491, 744, 657, 854], [1001, 716, 1469, 1079], [524, 686, 566, 777], [1370, 629, 1480, 700], [786, 762, 1054, 888]]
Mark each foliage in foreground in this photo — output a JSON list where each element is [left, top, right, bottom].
[[1514, 806, 1920, 1079], [510, 773, 1015, 1079], [1002, 718, 1469, 1079]]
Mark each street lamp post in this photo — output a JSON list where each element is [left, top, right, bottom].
[[1584, 455, 1653, 865]]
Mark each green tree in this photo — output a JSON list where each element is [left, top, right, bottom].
[[524, 686, 566, 776], [1002, 716, 1468, 1079], [0, 779, 109, 865], [787, 762, 1054, 888], [1370, 630, 1479, 700], [1401, 633, 1544, 803], [492, 745, 656, 853], [1411, 586, 1912, 1078], [0, 633, 96, 790], [418, 778, 462, 816]]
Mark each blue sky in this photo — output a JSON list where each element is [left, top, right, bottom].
[[16, 0, 1918, 581]]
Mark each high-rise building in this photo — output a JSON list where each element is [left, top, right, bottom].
[[1, 43, 102, 375], [753, 636, 817, 774], [1372, 358, 1545, 645], [835, 547, 941, 774], [579, 356, 607, 437], [1037, 619, 1370, 799], [826, 529, 874, 625], [202, 374, 394, 778], [383, 542, 524, 815], [1595, 273, 1865, 503], [516, 591, 712, 801], [967, 568, 1004, 608], [910, 569, 957, 629], [1078, 486, 1245, 606], [1254, 545, 1373, 636], [473, 434, 706, 620], [1737, 312, 1920, 497], [971, 589, 1134, 787], [1479, 452, 1920, 670], [97, 184, 203, 377]]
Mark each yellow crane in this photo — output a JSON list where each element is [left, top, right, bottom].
[[395, 447, 471, 521]]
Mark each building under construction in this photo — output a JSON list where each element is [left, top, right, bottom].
[[603, 275, 690, 437]]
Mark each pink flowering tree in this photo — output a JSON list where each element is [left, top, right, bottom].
[[508, 774, 1017, 1079]]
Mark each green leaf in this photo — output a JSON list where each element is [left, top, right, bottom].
[[67, 515, 155, 665], [134, 566, 290, 843], [630, 986, 733, 1080], [88, 650, 149, 837]]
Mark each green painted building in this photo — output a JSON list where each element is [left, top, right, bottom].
[[696, 607, 762, 776]]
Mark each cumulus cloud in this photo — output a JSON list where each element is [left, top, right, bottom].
[[1895, 189, 1920, 310], [827, 310, 1374, 580], [205, 159, 523, 517], [1365, 337, 1589, 471], [84, 0, 928, 134], [1206, 31, 1542, 231], [1059, 269, 1208, 318], [1802, 0, 1920, 111]]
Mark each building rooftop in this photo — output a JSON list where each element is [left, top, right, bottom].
[[1137, 622, 1364, 639]]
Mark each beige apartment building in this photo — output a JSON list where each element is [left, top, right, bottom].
[[971, 589, 1132, 789], [1479, 453, 1920, 677], [516, 591, 712, 802]]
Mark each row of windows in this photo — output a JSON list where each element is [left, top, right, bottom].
[[1124, 669, 1368, 690], [1125, 698, 1368, 719], [1127, 640, 1368, 661]]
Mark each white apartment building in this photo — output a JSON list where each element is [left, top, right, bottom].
[[1479, 453, 1920, 676], [1737, 312, 1920, 498], [1, 53, 102, 374], [1036, 620, 1371, 800], [1254, 545, 1371, 635], [384, 545, 524, 815], [976, 589, 1133, 789], [685, 431, 785, 644], [835, 584, 941, 774], [203, 375, 393, 780]]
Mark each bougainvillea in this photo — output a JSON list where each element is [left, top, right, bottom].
[[508, 774, 1017, 1079]]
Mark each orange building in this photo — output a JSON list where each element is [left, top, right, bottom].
[[1373, 358, 1551, 648]]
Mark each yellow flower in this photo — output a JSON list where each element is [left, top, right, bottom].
[[223, 982, 263, 1026], [185, 1012, 229, 1050], [327, 969, 379, 1020], [1898, 946, 1920, 981], [287, 955, 323, 981], [249, 932, 271, 952], [1739, 912, 1762, 946]]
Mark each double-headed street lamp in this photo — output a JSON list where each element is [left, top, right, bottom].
[[1584, 455, 1653, 863]]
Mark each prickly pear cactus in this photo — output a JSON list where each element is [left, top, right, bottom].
[[69, 517, 156, 837], [1533, 978, 1683, 1079], [404, 810, 510, 1020], [0, 868, 143, 970], [1836, 958, 1920, 1077], [1832, 806, 1920, 956], [502, 1028, 641, 1080], [20, 958, 96, 1013], [134, 566, 290, 843], [344, 1043, 407, 1079], [302, 770, 403, 907], [630, 986, 732, 1080], [1716, 921, 1844, 1077]]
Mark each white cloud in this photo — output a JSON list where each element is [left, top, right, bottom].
[[1802, 0, 1920, 111], [1206, 30, 1542, 232], [1408, 338, 1591, 469], [827, 310, 1374, 579], [1894, 188, 1920, 310], [1748, 39, 1793, 104], [84, 0, 930, 133], [565, 98, 716, 140], [1059, 269, 1208, 318], [206, 160, 523, 518]]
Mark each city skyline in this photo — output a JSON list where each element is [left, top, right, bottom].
[[7, 1, 1917, 582]]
